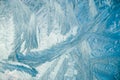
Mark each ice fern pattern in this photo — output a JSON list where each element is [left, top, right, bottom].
[[0, 0, 120, 80]]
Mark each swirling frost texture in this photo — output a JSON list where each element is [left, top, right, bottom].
[[0, 0, 120, 80]]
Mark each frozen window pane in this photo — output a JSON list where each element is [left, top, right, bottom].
[[0, 0, 120, 80]]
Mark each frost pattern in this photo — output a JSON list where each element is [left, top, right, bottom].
[[0, 0, 120, 80]]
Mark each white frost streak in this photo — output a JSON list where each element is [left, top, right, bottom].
[[0, 17, 15, 60], [80, 40, 91, 56], [89, 0, 98, 17]]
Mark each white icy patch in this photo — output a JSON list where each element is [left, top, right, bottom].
[[89, 0, 98, 17], [49, 55, 66, 80], [0, 70, 33, 80], [36, 60, 55, 78], [0, 16, 15, 60], [80, 40, 91, 56]]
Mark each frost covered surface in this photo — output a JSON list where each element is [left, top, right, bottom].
[[0, 0, 120, 80]]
